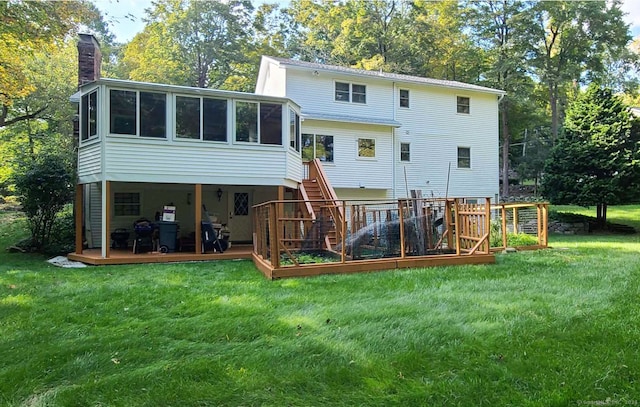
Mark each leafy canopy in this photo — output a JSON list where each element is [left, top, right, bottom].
[[542, 84, 640, 209]]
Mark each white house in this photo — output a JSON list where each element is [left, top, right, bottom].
[[255, 56, 505, 201], [71, 35, 504, 262]]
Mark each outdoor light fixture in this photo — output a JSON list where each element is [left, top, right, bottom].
[[216, 188, 223, 202], [186, 193, 192, 205]]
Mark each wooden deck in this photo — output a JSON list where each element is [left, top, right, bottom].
[[68, 245, 253, 265]]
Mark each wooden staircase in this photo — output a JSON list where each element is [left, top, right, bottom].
[[299, 159, 343, 250]]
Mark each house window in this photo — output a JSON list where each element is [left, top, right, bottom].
[[235, 101, 258, 143], [176, 96, 200, 139], [457, 96, 470, 114], [176, 96, 227, 141], [289, 108, 300, 151], [302, 134, 334, 162], [235, 101, 285, 145], [114, 192, 140, 216], [335, 82, 366, 104], [399, 89, 410, 108], [81, 90, 98, 141], [140, 92, 166, 138], [358, 138, 375, 158], [335, 82, 350, 102], [400, 143, 410, 162], [234, 193, 249, 216], [109, 89, 166, 138], [352, 84, 366, 104], [203, 98, 227, 141], [260, 103, 283, 145], [458, 147, 471, 168]]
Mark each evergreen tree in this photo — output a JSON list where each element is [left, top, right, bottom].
[[542, 84, 640, 225]]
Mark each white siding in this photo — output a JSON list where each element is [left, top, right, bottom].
[[104, 138, 299, 188], [302, 120, 393, 191], [394, 86, 499, 200], [85, 183, 102, 248], [256, 61, 287, 97], [78, 141, 102, 183], [286, 70, 394, 121], [286, 148, 303, 183]]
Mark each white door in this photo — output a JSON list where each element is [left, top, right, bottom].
[[228, 191, 252, 242]]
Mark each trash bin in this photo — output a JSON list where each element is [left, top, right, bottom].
[[157, 221, 178, 253]]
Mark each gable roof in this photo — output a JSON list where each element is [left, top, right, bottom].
[[264, 56, 506, 96]]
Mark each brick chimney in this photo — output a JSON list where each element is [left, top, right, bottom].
[[77, 34, 102, 87]]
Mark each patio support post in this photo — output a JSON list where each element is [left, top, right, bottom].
[[512, 207, 519, 234], [195, 184, 202, 254], [104, 180, 111, 259], [75, 184, 83, 254], [542, 204, 548, 246], [341, 200, 347, 263]]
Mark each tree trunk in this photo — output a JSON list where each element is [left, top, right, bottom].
[[549, 82, 559, 140], [500, 107, 510, 198], [596, 203, 607, 228]]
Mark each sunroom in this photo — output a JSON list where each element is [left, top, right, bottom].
[[70, 79, 303, 263]]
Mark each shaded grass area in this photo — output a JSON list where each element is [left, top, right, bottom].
[[1, 211, 640, 406], [553, 204, 640, 231]]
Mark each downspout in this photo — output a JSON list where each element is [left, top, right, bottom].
[[392, 82, 397, 199]]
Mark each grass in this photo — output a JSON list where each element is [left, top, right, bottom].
[[554, 204, 640, 231], [1, 209, 640, 406]]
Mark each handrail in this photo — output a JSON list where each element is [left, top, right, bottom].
[[307, 158, 344, 242], [298, 183, 316, 221]]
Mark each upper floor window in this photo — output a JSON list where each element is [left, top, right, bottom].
[[289, 108, 300, 151], [235, 101, 283, 145], [109, 89, 166, 138], [457, 96, 470, 114], [400, 142, 410, 162], [335, 82, 366, 104], [458, 147, 471, 168], [302, 134, 334, 163], [399, 89, 410, 108], [81, 90, 98, 141], [358, 138, 375, 158], [176, 96, 227, 142]]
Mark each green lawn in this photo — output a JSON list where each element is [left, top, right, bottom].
[[1, 210, 640, 406], [554, 204, 640, 231]]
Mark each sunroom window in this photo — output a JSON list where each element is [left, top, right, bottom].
[[176, 96, 227, 141], [109, 89, 166, 138], [289, 108, 300, 151], [235, 101, 285, 145], [81, 90, 98, 141]]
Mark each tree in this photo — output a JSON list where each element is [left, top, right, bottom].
[[12, 154, 74, 250], [541, 84, 640, 225], [520, 0, 632, 140], [121, 0, 254, 89], [0, 0, 98, 127]]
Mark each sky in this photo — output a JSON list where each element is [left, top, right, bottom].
[[92, 0, 640, 44]]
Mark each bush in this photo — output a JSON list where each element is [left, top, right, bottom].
[[12, 154, 74, 251], [43, 205, 75, 255]]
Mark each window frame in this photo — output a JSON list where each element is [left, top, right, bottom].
[[234, 100, 286, 146], [334, 81, 367, 105], [457, 96, 471, 114], [400, 142, 410, 162], [80, 89, 99, 142], [399, 89, 410, 108], [457, 146, 471, 169], [108, 88, 167, 138], [357, 137, 376, 159], [289, 108, 300, 151], [302, 133, 334, 163], [113, 192, 141, 217]]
